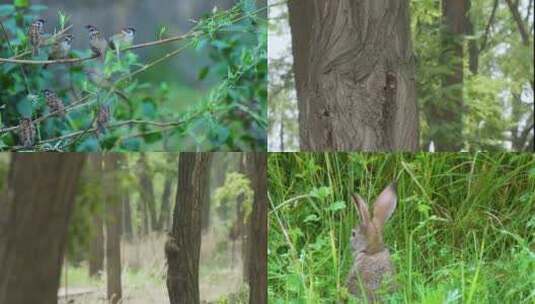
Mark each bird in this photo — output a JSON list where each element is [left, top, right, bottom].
[[42, 89, 66, 117], [109, 27, 136, 51], [18, 118, 36, 148], [28, 19, 45, 56], [85, 25, 107, 59], [96, 105, 110, 135], [44, 35, 73, 69]]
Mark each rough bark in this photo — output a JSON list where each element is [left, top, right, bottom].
[[0, 154, 85, 304], [288, 0, 419, 151], [88, 154, 104, 278], [104, 154, 122, 304], [166, 153, 212, 304], [245, 153, 267, 304], [429, 0, 468, 151]]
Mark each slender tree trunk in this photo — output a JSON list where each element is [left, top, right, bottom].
[[245, 153, 267, 304], [166, 153, 212, 304], [104, 154, 122, 304], [89, 154, 104, 278], [138, 154, 158, 231], [0, 154, 85, 304], [237, 154, 250, 281], [158, 172, 174, 231], [288, 0, 418, 151], [428, 0, 468, 151], [89, 214, 104, 277], [122, 194, 133, 241]]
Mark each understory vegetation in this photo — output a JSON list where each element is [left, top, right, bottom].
[[268, 153, 535, 303]]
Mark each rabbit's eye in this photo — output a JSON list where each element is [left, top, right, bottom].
[[351, 230, 356, 237]]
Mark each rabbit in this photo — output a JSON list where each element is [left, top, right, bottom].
[[346, 183, 397, 303]]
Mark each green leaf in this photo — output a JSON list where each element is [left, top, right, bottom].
[[303, 214, 319, 223], [327, 201, 346, 212], [309, 186, 332, 199], [198, 66, 210, 80], [16, 98, 33, 118], [0, 4, 15, 17], [13, 0, 29, 9]]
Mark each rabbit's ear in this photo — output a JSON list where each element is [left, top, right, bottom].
[[372, 183, 397, 229], [351, 193, 370, 226]]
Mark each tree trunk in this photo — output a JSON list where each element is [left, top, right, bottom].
[[89, 214, 104, 277], [104, 154, 122, 304], [237, 154, 250, 281], [138, 154, 158, 231], [245, 153, 267, 304], [88, 154, 104, 278], [122, 194, 133, 241], [166, 153, 212, 304], [0, 154, 85, 304], [288, 0, 418, 151], [428, 0, 468, 151], [158, 172, 174, 231]]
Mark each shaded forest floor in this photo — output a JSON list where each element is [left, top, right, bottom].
[[59, 231, 246, 303]]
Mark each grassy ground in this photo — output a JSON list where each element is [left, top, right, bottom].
[[60, 231, 248, 303], [268, 153, 535, 303]]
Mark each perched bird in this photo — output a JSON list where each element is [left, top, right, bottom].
[[85, 25, 107, 59], [18, 118, 36, 148], [28, 19, 45, 56], [44, 35, 73, 68], [96, 105, 110, 135], [42, 89, 66, 117], [109, 27, 136, 51]]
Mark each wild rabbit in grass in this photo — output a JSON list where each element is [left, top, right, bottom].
[[346, 183, 397, 303]]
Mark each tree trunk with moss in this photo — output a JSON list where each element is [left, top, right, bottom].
[[288, 0, 418, 151]]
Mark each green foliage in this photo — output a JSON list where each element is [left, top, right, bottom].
[[194, 1, 267, 150], [268, 153, 535, 303], [0, 2, 267, 151], [214, 171, 253, 221]]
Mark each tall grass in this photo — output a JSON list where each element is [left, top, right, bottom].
[[268, 153, 535, 303]]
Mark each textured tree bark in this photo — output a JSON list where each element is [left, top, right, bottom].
[[0, 154, 85, 304], [288, 0, 419, 151], [88, 154, 104, 278], [427, 0, 468, 151], [104, 154, 122, 304], [245, 153, 267, 304], [166, 153, 212, 304]]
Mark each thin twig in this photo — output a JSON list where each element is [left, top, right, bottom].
[[0, 53, 99, 64]]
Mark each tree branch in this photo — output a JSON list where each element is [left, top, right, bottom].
[[0, 30, 197, 65], [0, 94, 94, 134]]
